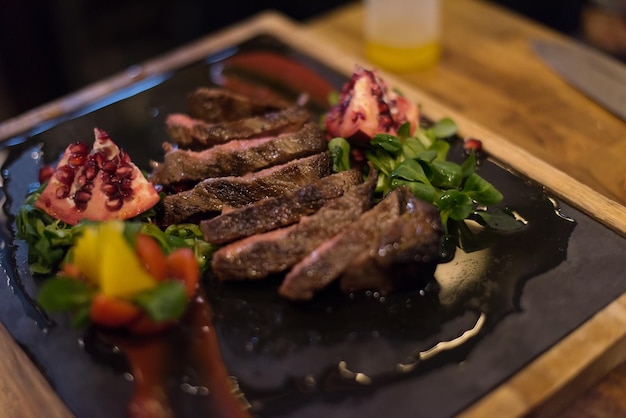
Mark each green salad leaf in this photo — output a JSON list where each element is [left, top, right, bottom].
[[328, 137, 352, 173], [16, 185, 83, 275], [134, 281, 188, 322], [37, 277, 95, 311]]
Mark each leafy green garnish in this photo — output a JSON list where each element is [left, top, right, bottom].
[[426, 117, 458, 139], [328, 137, 352, 172], [37, 277, 96, 312], [328, 118, 524, 236], [16, 185, 84, 275], [134, 281, 187, 322]]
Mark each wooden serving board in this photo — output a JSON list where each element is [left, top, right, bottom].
[[1, 11, 625, 418]]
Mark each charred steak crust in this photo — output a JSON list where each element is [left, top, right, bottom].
[[149, 123, 327, 186], [201, 168, 363, 244], [161, 152, 332, 225], [211, 170, 378, 281], [166, 105, 312, 149], [279, 187, 442, 301], [187, 87, 287, 123]]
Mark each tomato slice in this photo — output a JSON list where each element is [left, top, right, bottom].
[[166, 248, 199, 298], [90, 293, 142, 328], [60, 262, 82, 279], [135, 233, 167, 281]]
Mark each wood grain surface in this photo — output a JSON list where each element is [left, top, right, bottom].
[[0, 325, 73, 418], [0, 1, 625, 417]]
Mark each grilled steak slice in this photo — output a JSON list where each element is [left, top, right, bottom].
[[187, 87, 287, 123], [338, 197, 442, 295], [201, 168, 363, 244], [211, 170, 378, 281], [166, 105, 311, 149], [161, 152, 332, 225], [150, 123, 326, 186], [279, 187, 442, 301], [278, 188, 406, 300]]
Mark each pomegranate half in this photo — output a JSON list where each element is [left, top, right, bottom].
[[325, 66, 419, 145], [35, 128, 160, 225]]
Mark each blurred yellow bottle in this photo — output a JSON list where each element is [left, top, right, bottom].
[[364, 0, 441, 72]]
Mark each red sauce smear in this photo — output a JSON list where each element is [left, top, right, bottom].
[[125, 338, 173, 418], [189, 295, 251, 418], [108, 294, 251, 418]]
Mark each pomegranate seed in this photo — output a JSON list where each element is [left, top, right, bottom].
[[68, 153, 86, 167], [105, 197, 123, 211], [463, 138, 483, 153], [101, 183, 117, 195], [84, 164, 99, 181], [102, 160, 117, 173], [102, 173, 116, 185], [115, 166, 133, 178], [120, 188, 133, 199], [38, 165, 55, 184], [69, 142, 89, 155], [76, 174, 87, 187], [91, 152, 106, 168], [119, 177, 133, 190], [74, 190, 92, 203], [75, 201, 87, 211], [55, 185, 70, 199], [55, 165, 75, 185]]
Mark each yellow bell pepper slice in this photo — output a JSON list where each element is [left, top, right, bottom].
[[72, 221, 157, 299], [72, 225, 100, 285]]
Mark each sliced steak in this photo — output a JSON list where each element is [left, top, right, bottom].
[[211, 170, 378, 281], [278, 188, 406, 300], [187, 87, 287, 123], [201, 168, 363, 244], [338, 197, 443, 295], [150, 123, 326, 186], [279, 187, 442, 301], [166, 105, 311, 149], [161, 152, 332, 225]]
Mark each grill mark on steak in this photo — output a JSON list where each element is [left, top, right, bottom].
[[161, 152, 332, 225], [166, 105, 311, 149], [187, 87, 287, 123], [150, 123, 326, 186], [211, 170, 378, 281], [279, 187, 442, 301], [201, 168, 363, 244]]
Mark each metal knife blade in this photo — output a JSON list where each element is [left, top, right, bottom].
[[531, 38, 626, 121]]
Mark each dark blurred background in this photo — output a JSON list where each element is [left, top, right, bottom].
[[0, 0, 619, 121]]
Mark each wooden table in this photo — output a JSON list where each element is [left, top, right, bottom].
[[1, 1, 625, 417], [306, 1, 626, 416]]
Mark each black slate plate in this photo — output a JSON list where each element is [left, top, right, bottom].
[[1, 34, 625, 418]]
